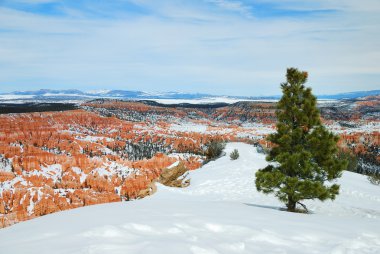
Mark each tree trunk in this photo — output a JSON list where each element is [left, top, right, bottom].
[[287, 199, 296, 212]]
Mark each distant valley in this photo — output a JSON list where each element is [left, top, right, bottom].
[[0, 94, 379, 227]]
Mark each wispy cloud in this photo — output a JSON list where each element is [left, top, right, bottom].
[[206, 0, 252, 17], [0, 0, 379, 95]]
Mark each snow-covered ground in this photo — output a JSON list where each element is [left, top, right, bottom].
[[151, 98, 278, 104], [0, 94, 35, 100], [0, 143, 379, 254]]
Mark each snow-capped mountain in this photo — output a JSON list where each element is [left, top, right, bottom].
[[0, 89, 215, 101], [317, 89, 380, 100]]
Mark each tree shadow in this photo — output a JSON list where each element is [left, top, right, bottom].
[[243, 203, 282, 211], [244, 203, 313, 214]]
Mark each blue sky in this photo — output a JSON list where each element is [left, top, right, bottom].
[[0, 0, 379, 96]]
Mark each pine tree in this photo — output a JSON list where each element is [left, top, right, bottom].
[[255, 68, 347, 212], [230, 149, 239, 160]]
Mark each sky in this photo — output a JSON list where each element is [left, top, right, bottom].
[[0, 0, 379, 96]]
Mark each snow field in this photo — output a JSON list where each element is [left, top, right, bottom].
[[0, 143, 379, 254]]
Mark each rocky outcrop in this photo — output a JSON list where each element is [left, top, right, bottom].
[[0, 172, 15, 182], [159, 163, 190, 188], [0, 110, 207, 228]]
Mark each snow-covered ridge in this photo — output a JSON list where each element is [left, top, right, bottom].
[[0, 143, 379, 254]]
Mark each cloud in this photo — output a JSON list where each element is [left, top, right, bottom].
[[0, 0, 379, 95], [206, 0, 252, 17]]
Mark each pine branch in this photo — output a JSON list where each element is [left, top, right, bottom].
[[297, 201, 309, 213]]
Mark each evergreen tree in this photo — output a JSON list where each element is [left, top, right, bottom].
[[255, 68, 347, 212], [230, 149, 239, 160]]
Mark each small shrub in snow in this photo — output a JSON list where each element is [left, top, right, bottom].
[[368, 173, 380, 185], [338, 150, 358, 172], [204, 140, 226, 160], [230, 149, 239, 160]]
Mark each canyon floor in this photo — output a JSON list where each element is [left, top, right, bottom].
[[0, 143, 379, 254]]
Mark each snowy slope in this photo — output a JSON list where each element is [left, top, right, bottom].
[[0, 143, 379, 254]]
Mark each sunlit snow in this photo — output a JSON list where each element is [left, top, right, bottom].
[[0, 143, 379, 254]]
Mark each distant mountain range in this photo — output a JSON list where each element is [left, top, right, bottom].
[[0, 89, 379, 102], [317, 90, 380, 100], [3, 89, 213, 100]]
